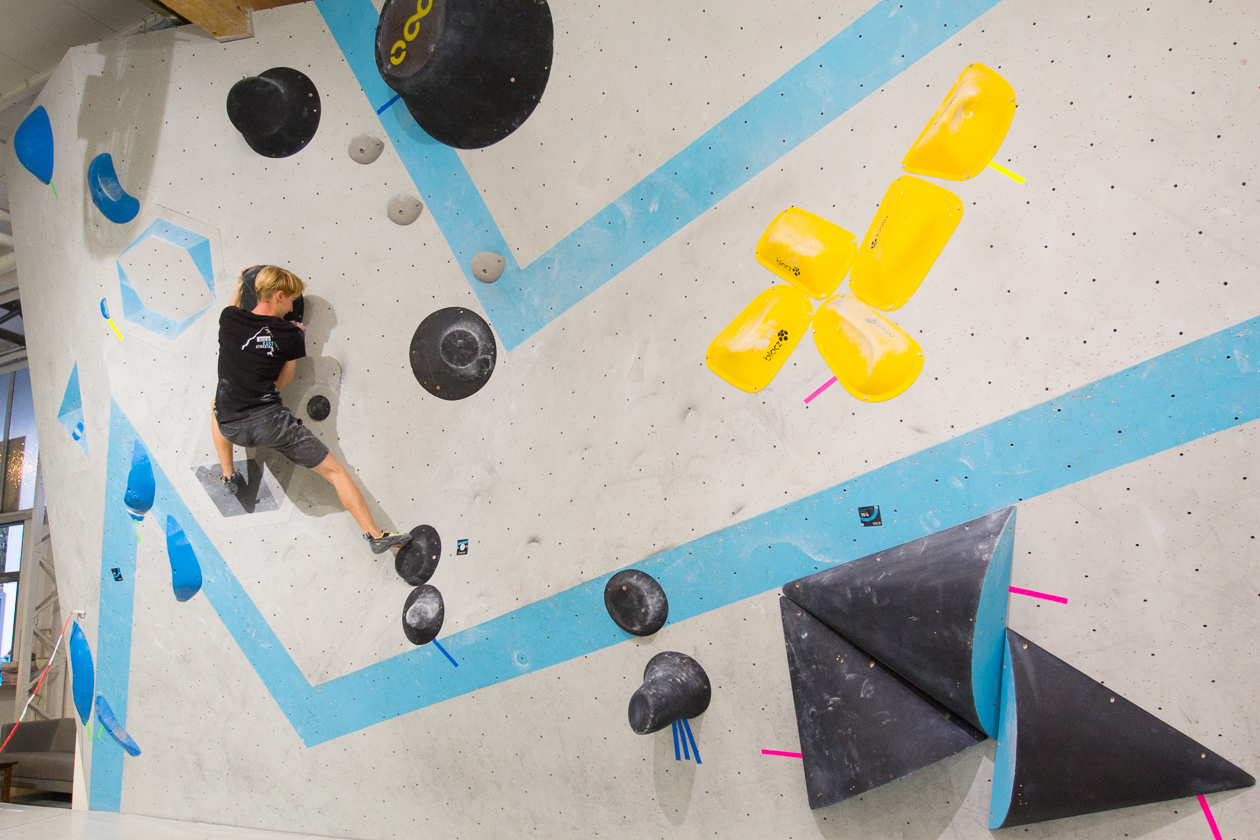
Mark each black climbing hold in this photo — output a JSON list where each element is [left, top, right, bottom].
[[779, 597, 985, 809], [306, 395, 331, 422], [374, 0, 553, 149], [394, 524, 441, 586], [627, 651, 710, 735], [402, 584, 445, 645], [990, 629, 1254, 829], [409, 307, 496, 400], [226, 67, 320, 159], [239, 265, 304, 324], [783, 506, 1015, 737], [604, 569, 668, 636]]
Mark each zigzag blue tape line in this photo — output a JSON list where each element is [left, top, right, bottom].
[[314, 0, 1006, 350], [87, 315, 1260, 810]]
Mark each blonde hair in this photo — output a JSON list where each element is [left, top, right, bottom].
[[254, 265, 305, 302]]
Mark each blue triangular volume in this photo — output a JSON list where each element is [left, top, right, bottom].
[[14, 106, 53, 185], [57, 363, 88, 455], [164, 515, 203, 602], [69, 622, 95, 726]]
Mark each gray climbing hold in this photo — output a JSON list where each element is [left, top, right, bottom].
[[387, 194, 424, 225], [348, 134, 384, 164], [402, 584, 444, 645], [471, 252, 505, 283]]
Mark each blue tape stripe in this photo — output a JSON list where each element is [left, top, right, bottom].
[[432, 638, 458, 668], [375, 93, 400, 115], [85, 314, 1260, 789], [314, 0, 1006, 350], [672, 721, 681, 761], [683, 719, 702, 765]]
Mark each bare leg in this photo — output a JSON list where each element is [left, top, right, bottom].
[[311, 453, 382, 538], [211, 409, 235, 476]]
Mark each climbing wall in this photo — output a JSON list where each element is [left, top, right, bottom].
[[7, 0, 1259, 837]]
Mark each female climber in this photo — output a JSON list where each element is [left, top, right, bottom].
[[210, 265, 412, 554]]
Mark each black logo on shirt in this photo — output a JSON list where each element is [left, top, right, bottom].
[[242, 327, 278, 357]]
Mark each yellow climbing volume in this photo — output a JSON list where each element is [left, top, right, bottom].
[[755, 208, 857, 300], [705, 285, 814, 393], [901, 63, 1017, 181]]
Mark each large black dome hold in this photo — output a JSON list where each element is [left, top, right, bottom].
[[374, 0, 553, 149]]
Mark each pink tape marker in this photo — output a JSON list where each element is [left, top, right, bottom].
[[1198, 795, 1224, 840], [762, 749, 803, 758], [1009, 586, 1068, 605], [804, 377, 838, 404]]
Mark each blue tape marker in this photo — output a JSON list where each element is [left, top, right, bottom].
[[315, 0, 1007, 350], [432, 638, 458, 668], [683, 719, 701, 765], [86, 313, 1260, 816], [375, 93, 401, 115], [672, 720, 681, 761], [680, 722, 690, 761]]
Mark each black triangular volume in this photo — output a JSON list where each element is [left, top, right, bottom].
[[779, 597, 985, 810], [782, 507, 1015, 736], [990, 630, 1255, 829]]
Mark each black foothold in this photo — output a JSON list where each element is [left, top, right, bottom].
[[394, 525, 442, 586], [604, 569, 668, 636], [226, 67, 320, 158], [306, 394, 331, 421], [409, 308, 496, 400], [627, 651, 710, 735], [402, 584, 444, 645]]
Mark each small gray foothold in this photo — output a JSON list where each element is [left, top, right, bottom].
[[471, 251, 505, 283], [348, 134, 384, 164], [387, 194, 424, 225]]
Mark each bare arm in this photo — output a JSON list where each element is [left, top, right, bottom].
[[276, 359, 297, 391]]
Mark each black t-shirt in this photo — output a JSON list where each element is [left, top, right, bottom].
[[215, 307, 306, 421]]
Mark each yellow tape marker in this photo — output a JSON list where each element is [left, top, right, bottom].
[[987, 160, 1026, 184], [107, 318, 123, 340]]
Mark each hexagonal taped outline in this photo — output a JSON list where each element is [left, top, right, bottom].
[[116, 218, 215, 339]]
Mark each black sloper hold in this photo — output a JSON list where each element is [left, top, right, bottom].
[[374, 0, 553, 149], [604, 569, 668, 636], [628, 651, 710, 735], [402, 584, 445, 645], [409, 307, 496, 400], [395, 525, 442, 586], [306, 395, 331, 422]]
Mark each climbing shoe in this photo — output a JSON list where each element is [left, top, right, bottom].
[[366, 531, 413, 554]]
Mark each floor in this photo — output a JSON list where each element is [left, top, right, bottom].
[[0, 804, 344, 840]]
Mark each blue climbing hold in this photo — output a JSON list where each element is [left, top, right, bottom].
[[164, 515, 203, 602], [87, 153, 140, 224], [94, 694, 141, 756], [124, 440, 155, 521], [69, 622, 95, 727], [13, 106, 54, 185]]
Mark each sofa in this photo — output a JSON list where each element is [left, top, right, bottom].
[[0, 717, 75, 794]]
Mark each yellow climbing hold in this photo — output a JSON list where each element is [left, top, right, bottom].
[[812, 294, 924, 402], [850, 176, 963, 311], [901, 63, 1017, 181], [706, 285, 814, 393], [755, 208, 857, 299]]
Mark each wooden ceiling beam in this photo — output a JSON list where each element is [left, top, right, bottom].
[[158, 0, 309, 42]]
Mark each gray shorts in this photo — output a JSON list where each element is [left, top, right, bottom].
[[217, 404, 329, 469]]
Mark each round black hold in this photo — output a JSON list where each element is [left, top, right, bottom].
[[239, 265, 304, 324], [306, 395, 331, 422], [604, 570, 668, 636], [374, 0, 553, 149], [627, 651, 711, 735], [226, 67, 321, 158], [394, 524, 441, 585], [402, 584, 444, 645], [409, 308, 496, 400]]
